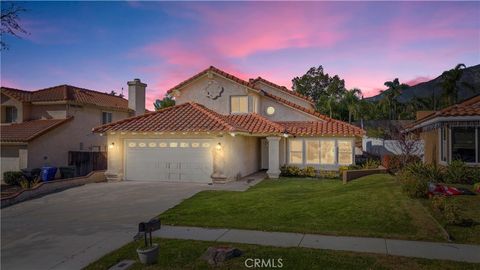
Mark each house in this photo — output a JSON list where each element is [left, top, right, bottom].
[[0, 81, 145, 178], [93, 66, 365, 183], [404, 95, 480, 166]]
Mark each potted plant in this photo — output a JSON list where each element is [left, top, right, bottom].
[[135, 219, 160, 265]]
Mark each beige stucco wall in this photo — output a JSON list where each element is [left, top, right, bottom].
[[30, 104, 68, 119], [254, 81, 314, 110], [175, 74, 259, 115], [259, 96, 318, 121], [421, 129, 439, 165], [26, 105, 129, 169], [105, 132, 260, 181]]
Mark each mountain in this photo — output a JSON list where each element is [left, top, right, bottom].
[[366, 64, 480, 103]]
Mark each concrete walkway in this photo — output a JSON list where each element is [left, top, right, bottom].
[[155, 226, 480, 263]]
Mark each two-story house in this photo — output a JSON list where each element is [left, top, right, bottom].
[[93, 66, 365, 183], [1, 80, 145, 179]]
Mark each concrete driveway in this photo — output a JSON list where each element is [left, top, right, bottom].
[[1, 181, 212, 270]]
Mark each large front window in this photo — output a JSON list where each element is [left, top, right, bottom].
[[320, 140, 335, 164], [230, 96, 248, 113], [306, 140, 320, 164], [338, 140, 353, 165], [451, 127, 476, 163]]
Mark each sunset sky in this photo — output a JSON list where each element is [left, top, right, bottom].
[[1, 1, 479, 109]]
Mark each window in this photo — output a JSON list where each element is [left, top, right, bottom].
[[306, 141, 320, 164], [440, 127, 448, 162], [289, 140, 303, 163], [338, 140, 353, 165], [102, 112, 112, 124], [230, 96, 248, 113], [320, 140, 335, 164], [451, 127, 476, 163], [4, 106, 17, 123]]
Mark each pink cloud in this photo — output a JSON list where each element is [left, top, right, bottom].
[[405, 76, 432, 86]]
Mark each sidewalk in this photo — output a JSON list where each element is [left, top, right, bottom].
[[154, 226, 480, 263]]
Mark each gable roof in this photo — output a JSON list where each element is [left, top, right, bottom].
[[250, 77, 314, 104], [1, 117, 73, 142], [166, 66, 258, 95], [93, 102, 364, 137], [406, 94, 480, 131], [1, 85, 129, 110]]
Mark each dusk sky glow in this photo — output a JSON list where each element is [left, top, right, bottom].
[[1, 1, 479, 110]]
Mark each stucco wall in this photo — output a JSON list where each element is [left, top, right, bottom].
[[27, 105, 129, 169], [259, 96, 318, 121], [254, 81, 314, 110], [421, 129, 439, 165], [30, 104, 68, 119], [175, 74, 259, 115], [223, 135, 260, 180]]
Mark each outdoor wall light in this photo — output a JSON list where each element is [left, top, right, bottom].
[[109, 142, 115, 149], [230, 132, 236, 137], [216, 142, 222, 151]]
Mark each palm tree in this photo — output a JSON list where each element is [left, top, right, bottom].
[[381, 78, 409, 120], [440, 63, 466, 106], [343, 88, 362, 123]]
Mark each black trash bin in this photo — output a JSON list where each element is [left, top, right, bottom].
[[59, 166, 76, 179], [21, 168, 41, 182]]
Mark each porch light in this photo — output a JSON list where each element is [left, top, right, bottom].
[[230, 132, 236, 137], [283, 133, 289, 138], [216, 142, 222, 151], [99, 133, 104, 136], [108, 142, 115, 149]]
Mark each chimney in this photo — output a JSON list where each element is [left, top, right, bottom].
[[127, 78, 146, 116]]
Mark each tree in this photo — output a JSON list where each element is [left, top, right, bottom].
[[292, 66, 347, 119], [380, 78, 409, 120], [343, 88, 362, 123], [1, 3, 28, 50], [153, 95, 175, 111], [440, 63, 466, 106]]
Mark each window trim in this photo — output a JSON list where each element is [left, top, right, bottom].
[[230, 95, 249, 114]]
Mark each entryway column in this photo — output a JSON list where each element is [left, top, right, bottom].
[[266, 136, 281, 179]]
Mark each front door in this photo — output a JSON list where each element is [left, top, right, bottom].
[[261, 139, 269, 169]]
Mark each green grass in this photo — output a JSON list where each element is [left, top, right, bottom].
[[160, 174, 446, 241], [421, 185, 480, 244], [85, 238, 480, 270]]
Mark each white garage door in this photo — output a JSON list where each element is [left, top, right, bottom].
[[125, 139, 213, 183]]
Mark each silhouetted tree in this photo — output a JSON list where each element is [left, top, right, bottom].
[[1, 3, 28, 50]]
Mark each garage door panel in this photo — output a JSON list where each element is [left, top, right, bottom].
[[125, 139, 213, 183]]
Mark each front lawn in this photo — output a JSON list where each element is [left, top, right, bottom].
[[160, 174, 446, 241], [85, 238, 479, 270]]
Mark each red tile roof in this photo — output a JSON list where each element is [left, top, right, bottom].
[[1, 85, 129, 110], [166, 66, 258, 94], [250, 77, 314, 103], [407, 95, 480, 131], [1, 117, 73, 142], [93, 102, 364, 137], [278, 121, 365, 137], [93, 102, 243, 133]]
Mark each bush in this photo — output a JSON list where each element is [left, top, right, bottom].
[[468, 166, 480, 184], [404, 162, 444, 183], [3, 171, 24, 186], [443, 199, 462, 225], [383, 155, 421, 173], [430, 195, 446, 212], [362, 159, 380, 169], [398, 170, 429, 198], [444, 160, 470, 184], [473, 182, 480, 193], [303, 166, 316, 177]]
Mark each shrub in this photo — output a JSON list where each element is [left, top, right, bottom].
[[430, 195, 446, 212], [444, 160, 470, 184], [3, 171, 24, 186], [468, 166, 480, 184], [404, 162, 444, 183], [398, 172, 429, 198], [318, 170, 339, 179], [280, 165, 305, 177], [19, 179, 30, 189], [362, 159, 380, 169], [303, 166, 316, 177], [473, 182, 480, 193], [443, 199, 462, 225], [348, 164, 362, 170]]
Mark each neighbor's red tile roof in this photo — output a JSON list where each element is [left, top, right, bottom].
[[1, 85, 129, 110], [278, 121, 365, 136], [93, 102, 364, 136], [1, 117, 73, 142], [250, 77, 314, 103], [407, 95, 480, 131]]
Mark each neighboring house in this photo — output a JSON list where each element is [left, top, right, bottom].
[[404, 95, 480, 166], [93, 66, 364, 183], [0, 82, 144, 179]]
